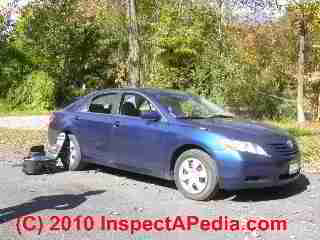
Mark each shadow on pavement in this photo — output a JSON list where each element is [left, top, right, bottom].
[[214, 174, 310, 202], [0, 190, 105, 224], [90, 164, 177, 190], [91, 164, 309, 202]]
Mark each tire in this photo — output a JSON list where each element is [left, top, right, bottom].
[[60, 134, 87, 171], [174, 149, 219, 201]]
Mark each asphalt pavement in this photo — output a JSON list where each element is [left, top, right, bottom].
[[0, 151, 319, 240]]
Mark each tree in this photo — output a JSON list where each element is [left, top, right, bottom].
[[288, 0, 320, 123], [296, 5, 306, 123], [127, 0, 141, 87]]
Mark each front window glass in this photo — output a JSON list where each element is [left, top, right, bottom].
[[120, 94, 157, 117], [156, 94, 229, 119]]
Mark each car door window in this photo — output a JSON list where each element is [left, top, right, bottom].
[[120, 94, 157, 117], [89, 94, 116, 114], [138, 99, 156, 114]]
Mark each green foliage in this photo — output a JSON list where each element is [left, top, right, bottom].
[[7, 71, 56, 110], [276, 101, 297, 120], [264, 119, 315, 137], [0, 99, 10, 113], [0, 0, 320, 121], [22, 0, 128, 102], [0, 15, 5, 33], [142, 3, 231, 107], [287, 127, 314, 137], [28, 71, 56, 110], [2, 0, 128, 108], [298, 135, 320, 166]]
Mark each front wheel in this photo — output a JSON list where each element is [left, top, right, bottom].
[[174, 149, 219, 201]]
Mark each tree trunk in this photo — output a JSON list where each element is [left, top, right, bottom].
[[297, 25, 306, 123], [317, 93, 320, 120], [127, 0, 141, 88], [217, 0, 224, 56]]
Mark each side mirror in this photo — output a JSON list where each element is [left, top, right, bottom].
[[141, 111, 161, 121]]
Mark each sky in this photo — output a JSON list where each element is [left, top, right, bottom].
[[224, 0, 290, 23], [0, 0, 292, 24], [0, 0, 30, 11], [0, 0, 31, 24]]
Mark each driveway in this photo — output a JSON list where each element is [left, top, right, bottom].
[[0, 116, 49, 129], [0, 151, 319, 240]]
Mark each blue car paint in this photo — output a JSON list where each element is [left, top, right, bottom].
[[48, 88, 300, 190]]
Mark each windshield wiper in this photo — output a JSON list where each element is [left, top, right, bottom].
[[176, 113, 234, 119], [176, 116, 207, 119], [205, 114, 234, 119]]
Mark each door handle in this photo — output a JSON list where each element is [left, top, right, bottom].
[[113, 121, 120, 128], [75, 116, 80, 120]]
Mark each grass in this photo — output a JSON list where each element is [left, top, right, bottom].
[[0, 99, 52, 117], [264, 120, 320, 172], [263, 119, 316, 137], [0, 128, 48, 154]]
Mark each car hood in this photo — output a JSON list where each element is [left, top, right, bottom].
[[178, 118, 292, 142]]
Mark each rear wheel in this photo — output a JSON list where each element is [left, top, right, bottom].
[[174, 149, 219, 201], [60, 134, 87, 171]]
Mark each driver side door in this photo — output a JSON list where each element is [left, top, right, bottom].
[[111, 92, 169, 177]]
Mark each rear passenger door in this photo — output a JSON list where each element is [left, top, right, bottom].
[[73, 92, 120, 165]]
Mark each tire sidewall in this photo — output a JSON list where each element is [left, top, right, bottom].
[[174, 149, 219, 201], [67, 134, 83, 171]]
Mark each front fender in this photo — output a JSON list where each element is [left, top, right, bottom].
[[164, 127, 226, 179]]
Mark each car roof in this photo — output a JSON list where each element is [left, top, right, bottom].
[[95, 88, 192, 96]]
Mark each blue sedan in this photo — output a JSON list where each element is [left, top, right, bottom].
[[48, 88, 301, 200]]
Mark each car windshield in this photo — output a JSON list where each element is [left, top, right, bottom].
[[156, 93, 232, 119]]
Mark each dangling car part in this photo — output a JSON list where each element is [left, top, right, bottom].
[[46, 132, 66, 160], [47, 131, 87, 170]]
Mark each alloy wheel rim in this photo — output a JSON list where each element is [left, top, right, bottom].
[[69, 140, 76, 167], [178, 158, 208, 194]]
